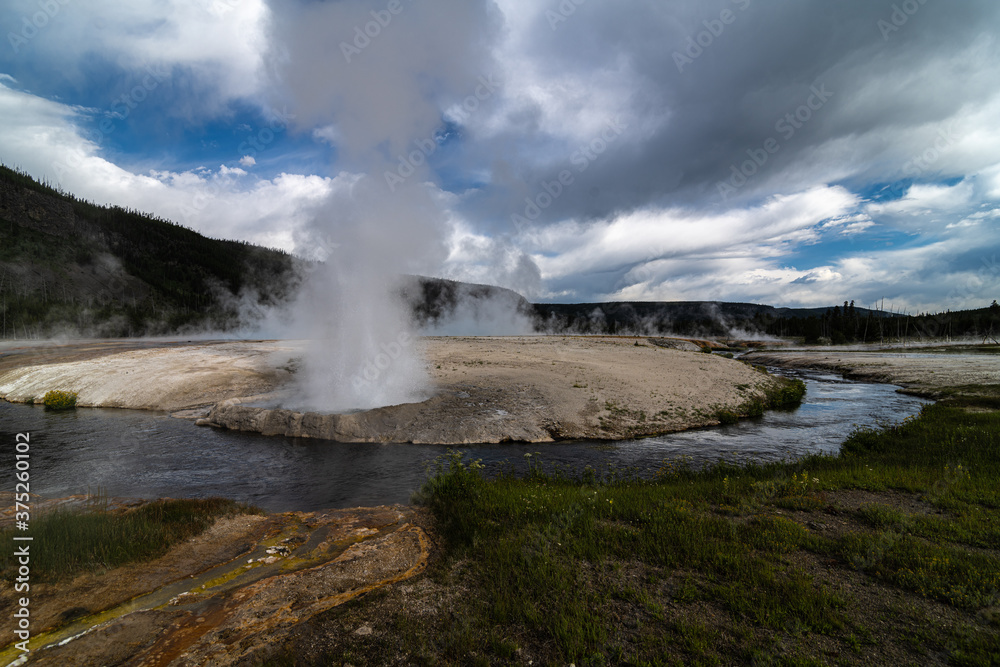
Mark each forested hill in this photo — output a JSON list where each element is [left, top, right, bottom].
[[0, 165, 530, 338], [532, 300, 1000, 343], [2, 164, 996, 341], [0, 164, 299, 337]]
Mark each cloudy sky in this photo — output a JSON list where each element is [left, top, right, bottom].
[[2, 0, 999, 311]]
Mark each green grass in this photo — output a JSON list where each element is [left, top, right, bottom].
[[0, 496, 262, 582], [715, 376, 806, 424], [404, 402, 1000, 665]]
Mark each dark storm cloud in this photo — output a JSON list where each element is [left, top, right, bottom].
[[454, 0, 1000, 231]]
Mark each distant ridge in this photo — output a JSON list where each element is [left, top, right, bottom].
[[1, 164, 996, 341]]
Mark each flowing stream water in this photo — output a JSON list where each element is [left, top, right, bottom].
[[0, 368, 928, 512]]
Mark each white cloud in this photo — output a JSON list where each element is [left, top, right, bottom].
[[5, 0, 271, 113], [529, 186, 859, 280], [610, 223, 1000, 313], [864, 169, 1000, 235], [871, 181, 976, 217], [439, 217, 541, 298], [0, 81, 344, 251], [822, 213, 875, 236], [238, 155, 256, 167]]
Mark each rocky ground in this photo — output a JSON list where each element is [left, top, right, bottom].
[[0, 339, 295, 413], [0, 500, 432, 666]]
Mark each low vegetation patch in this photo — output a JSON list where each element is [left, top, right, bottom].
[[0, 496, 261, 582], [715, 375, 807, 424], [328, 401, 1000, 666], [42, 389, 77, 410]]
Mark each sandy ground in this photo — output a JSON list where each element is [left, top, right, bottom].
[[742, 347, 1000, 397], [0, 336, 783, 443]]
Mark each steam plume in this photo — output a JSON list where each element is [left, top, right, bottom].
[[266, 0, 501, 411]]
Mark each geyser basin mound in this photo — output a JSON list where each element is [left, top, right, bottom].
[[0, 340, 298, 412], [203, 336, 789, 444], [0, 337, 791, 444]]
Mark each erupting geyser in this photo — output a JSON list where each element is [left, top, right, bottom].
[[288, 176, 445, 413], [266, 1, 504, 412]]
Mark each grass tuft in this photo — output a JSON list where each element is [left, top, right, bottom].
[[0, 496, 262, 582]]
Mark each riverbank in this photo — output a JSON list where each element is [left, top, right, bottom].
[[0, 336, 802, 443], [743, 346, 1000, 400]]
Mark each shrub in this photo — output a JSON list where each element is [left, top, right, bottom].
[[43, 390, 78, 410], [769, 378, 806, 407], [716, 409, 740, 425]]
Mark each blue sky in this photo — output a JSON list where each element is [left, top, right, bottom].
[[1, 0, 999, 311]]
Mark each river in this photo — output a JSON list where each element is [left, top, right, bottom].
[[0, 369, 928, 512]]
